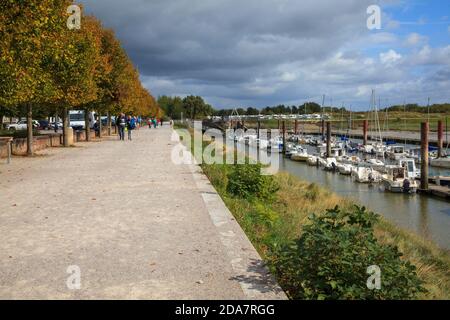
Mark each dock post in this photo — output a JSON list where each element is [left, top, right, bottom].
[[438, 120, 444, 158], [321, 119, 325, 141], [277, 119, 280, 131], [420, 122, 429, 191], [257, 120, 260, 140], [363, 120, 368, 146], [326, 122, 331, 157], [294, 120, 298, 135], [282, 121, 286, 154]]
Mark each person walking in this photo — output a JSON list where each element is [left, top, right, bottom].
[[116, 113, 126, 141], [127, 115, 136, 140]]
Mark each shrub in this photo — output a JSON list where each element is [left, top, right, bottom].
[[226, 164, 279, 201], [268, 206, 425, 300]]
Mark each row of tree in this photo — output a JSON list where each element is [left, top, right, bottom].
[[215, 103, 450, 117], [158, 95, 214, 120], [214, 102, 338, 117], [382, 103, 450, 113], [0, 1, 161, 154]]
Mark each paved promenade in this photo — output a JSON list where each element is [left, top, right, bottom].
[[0, 126, 285, 299]]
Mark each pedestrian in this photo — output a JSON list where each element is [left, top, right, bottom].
[[127, 115, 136, 140], [148, 118, 152, 129], [116, 113, 126, 141], [153, 118, 157, 129]]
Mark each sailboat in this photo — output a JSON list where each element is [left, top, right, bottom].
[[367, 92, 386, 158]]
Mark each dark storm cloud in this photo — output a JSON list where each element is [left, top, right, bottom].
[[79, 0, 450, 108]]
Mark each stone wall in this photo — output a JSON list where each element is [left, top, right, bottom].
[[1, 127, 116, 158]]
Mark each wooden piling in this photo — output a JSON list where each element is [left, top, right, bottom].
[[438, 120, 444, 158], [363, 120, 369, 146], [321, 119, 325, 140], [420, 122, 429, 191], [326, 121, 332, 157], [294, 120, 298, 135], [257, 120, 261, 140], [282, 121, 286, 154]]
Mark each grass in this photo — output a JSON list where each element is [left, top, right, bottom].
[[175, 123, 450, 299]]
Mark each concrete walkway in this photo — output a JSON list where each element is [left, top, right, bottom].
[[0, 126, 285, 299]]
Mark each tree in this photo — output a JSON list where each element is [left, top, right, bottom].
[[182, 95, 213, 120], [0, 0, 72, 154], [43, 4, 101, 146]]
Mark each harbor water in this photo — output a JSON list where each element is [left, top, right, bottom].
[[230, 139, 450, 250]]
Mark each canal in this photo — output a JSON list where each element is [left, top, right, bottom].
[[230, 140, 450, 250], [279, 155, 450, 250]]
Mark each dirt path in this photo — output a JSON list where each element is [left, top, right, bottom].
[[0, 126, 285, 299]]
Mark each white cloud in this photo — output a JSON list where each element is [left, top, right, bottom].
[[405, 33, 428, 46], [379, 50, 402, 65], [280, 72, 297, 82], [79, 0, 450, 109]]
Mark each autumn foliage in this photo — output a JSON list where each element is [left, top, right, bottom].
[[0, 1, 161, 150]]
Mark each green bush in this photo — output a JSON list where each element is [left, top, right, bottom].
[[268, 206, 425, 300], [226, 164, 279, 201]]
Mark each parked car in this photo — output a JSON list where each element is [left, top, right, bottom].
[[38, 120, 50, 130], [49, 122, 63, 130], [5, 120, 39, 131]]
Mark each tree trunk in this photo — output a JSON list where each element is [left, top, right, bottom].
[[98, 111, 103, 138], [54, 112, 58, 133], [62, 108, 69, 147], [107, 111, 112, 136], [26, 104, 33, 156], [85, 109, 90, 141]]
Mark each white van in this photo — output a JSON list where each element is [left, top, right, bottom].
[[69, 110, 96, 130]]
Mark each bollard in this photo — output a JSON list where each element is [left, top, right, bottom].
[[420, 122, 429, 191], [7, 139, 12, 164]]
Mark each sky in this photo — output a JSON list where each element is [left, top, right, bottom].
[[79, 0, 450, 110]]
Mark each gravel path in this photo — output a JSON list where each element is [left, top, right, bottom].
[[0, 126, 285, 299]]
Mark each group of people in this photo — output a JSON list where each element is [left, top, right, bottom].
[[115, 113, 139, 141], [116, 113, 166, 141], [147, 118, 162, 129]]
